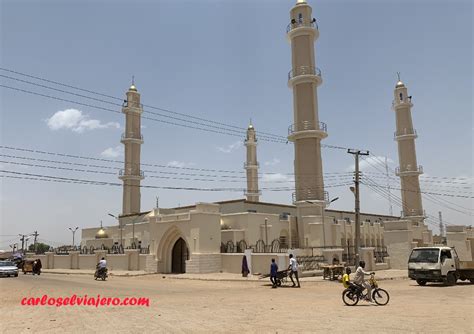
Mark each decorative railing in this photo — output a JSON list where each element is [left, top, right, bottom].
[[122, 101, 143, 109], [288, 66, 321, 81], [374, 246, 388, 264], [121, 132, 143, 141], [394, 128, 417, 138], [38, 244, 150, 255], [243, 162, 260, 168], [244, 190, 262, 196], [119, 168, 145, 177], [286, 19, 318, 33], [288, 120, 327, 135], [292, 190, 329, 204], [395, 165, 423, 175], [220, 239, 287, 254], [400, 209, 426, 218]]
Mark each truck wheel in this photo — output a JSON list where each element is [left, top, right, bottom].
[[446, 272, 456, 286], [416, 279, 427, 286]]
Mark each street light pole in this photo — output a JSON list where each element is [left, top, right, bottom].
[[68, 227, 79, 247], [348, 149, 369, 266]]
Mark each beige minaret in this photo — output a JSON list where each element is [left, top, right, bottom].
[[392, 77, 424, 222], [244, 122, 260, 202], [287, 0, 329, 248], [120, 82, 144, 215], [287, 0, 327, 204]]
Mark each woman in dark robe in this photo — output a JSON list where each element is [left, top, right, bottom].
[[33, 259, 42, 275], [242, 255, 249, 277]]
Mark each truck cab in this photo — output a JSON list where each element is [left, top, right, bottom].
[[408, 246, 474, 286]]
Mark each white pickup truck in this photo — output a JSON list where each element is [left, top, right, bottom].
[[408, 246, 474, 286]]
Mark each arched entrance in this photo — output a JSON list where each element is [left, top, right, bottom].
[[171, 238, 188, 273]]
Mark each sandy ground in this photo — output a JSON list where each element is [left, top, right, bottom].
[[1, 273, 473, 333]]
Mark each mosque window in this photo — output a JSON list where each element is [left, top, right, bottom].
[[298, 13, 303, 23], [399, 93, 403, 101]]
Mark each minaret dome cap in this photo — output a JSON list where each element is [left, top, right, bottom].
[[396, 81, 405, 88], [129, 84, 137, 92]]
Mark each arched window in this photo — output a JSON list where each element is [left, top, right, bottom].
[[399, 93, 403, 101], [298, 13, 303, 23]]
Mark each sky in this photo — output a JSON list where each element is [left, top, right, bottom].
[[0, 0, 472, 248]]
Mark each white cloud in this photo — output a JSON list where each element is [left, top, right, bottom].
[[264, 158, 281, 166], [262, 173, 294, 183], [46, 109, 120, 133], [216, 141, 242, 153], [100, 146, 122, 158], [167, 161, 195, 168], [346, 156, 394, 172]]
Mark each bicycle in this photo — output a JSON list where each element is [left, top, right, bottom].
[[342, 273, 390, 306]]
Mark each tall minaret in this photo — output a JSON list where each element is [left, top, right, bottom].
[[244, 121, 260, 202], [287, 0, 327, 204], [120, 81, 144, 215], [392, 76, 424, 222]]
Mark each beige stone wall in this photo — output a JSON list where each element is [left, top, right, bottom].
[[221, 253, 289, 275], [446, 225, 473, 261]]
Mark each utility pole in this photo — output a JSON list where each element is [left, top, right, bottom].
[[438, 211, 444, 238], [348, 149, 370, 266], [385, 157, 393, 216], [32, 231, 39, 253], [19, 234, 27, 253]]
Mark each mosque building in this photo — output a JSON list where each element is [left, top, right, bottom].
[[78, 0, 440, 273]]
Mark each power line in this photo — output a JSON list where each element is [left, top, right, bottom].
[[0, 145, 354, 177], [0, 170, 353, 192], [0, 67, 289, 141]]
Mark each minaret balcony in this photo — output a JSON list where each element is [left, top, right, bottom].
[[391, 99, 413, 110], [121, 133, 144, 144], [288, 66, 322, 87], [244, 190, 262, 197], [401, 209, 426, 219], [395, 165, 423, 176], [394, 128, 417, 141], [122, 100, 143, 114], [292, 190, 329, 204], [244, 162, 259, 169], [286, 19, 319, 41], [287, 120, 328, 141], [119, 168, 145, 180]]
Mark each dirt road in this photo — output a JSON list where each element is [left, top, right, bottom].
[[1, 274, 473, 333]]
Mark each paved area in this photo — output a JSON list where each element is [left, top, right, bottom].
[[1, 273, 473, 333]]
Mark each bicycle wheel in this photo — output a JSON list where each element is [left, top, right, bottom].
[[372, 288, 389, 305], [342, 289, 359, 306]]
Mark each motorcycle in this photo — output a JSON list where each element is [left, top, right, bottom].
[[94, 266, 108, 281]]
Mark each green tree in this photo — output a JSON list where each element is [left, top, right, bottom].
[[28, 242, 50, 254]]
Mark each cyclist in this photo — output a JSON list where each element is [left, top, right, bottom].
[[353, 260, 374, 302]]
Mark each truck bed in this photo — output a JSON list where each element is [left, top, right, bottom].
[[458, 261, 474, 270]]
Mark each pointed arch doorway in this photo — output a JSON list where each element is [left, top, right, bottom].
[[172, 237, 188, 273]]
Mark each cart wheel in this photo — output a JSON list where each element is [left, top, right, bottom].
[[276, 279, 282, 287]]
